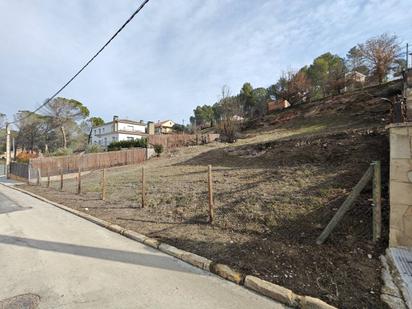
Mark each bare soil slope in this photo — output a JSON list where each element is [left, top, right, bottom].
[[22, 82, 402, 308]]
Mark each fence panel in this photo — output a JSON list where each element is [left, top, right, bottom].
[[9, 162, 29, 179], [29, 134, 220, 177], [30, 148, 146, 176]]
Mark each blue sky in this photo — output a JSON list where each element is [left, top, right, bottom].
[[1, 0, 411, 124]]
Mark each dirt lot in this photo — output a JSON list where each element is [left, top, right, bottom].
[[22, 129, 389, 308], [21, 89, 399, 308]]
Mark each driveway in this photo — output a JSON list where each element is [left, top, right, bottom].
[[0, 184, 285, 308]]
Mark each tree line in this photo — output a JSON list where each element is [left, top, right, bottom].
[[191, 33, 405, 128], [3, 97, 104, 156], [0, 33, 406, 154]]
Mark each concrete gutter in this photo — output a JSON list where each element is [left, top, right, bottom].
[[380, 254, 407, 308], [2, 183, 337, 309]]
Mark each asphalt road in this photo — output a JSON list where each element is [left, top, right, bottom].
[[0, 184, 285, 309]]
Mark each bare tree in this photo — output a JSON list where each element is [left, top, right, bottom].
[[275, 69, 311, 104], [220, 85, 231, 101], [358, 34, 400, 84], [215, 85, 241, 143]]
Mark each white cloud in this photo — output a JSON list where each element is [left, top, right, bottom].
[[0, 0, 411, 123]]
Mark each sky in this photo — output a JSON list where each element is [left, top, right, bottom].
[[1, 0, 411, 125]]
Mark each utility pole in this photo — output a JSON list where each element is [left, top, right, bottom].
[[5, 122, 10, 178]]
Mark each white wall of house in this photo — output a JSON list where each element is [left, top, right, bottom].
[[92, 132, 144, 147], [91, 120, 146, 147], [117, 122, 145, 132], [117, 133, 143, 141], [92, 123, 113, 137]]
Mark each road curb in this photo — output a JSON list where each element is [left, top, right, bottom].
[[181, 252, 212, 271], [2, 183, 337, 308], [244, 275, 298, 307], [210, 263, 244, 285], [158, 243, 186, 259], [123, 230, 148, 243], [297, 295, 337, 309]]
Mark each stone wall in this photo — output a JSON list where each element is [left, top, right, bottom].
[[388, 122, 412, 247]]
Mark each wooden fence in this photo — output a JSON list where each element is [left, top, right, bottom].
[[148, 133, 219, 148], [29, 134, 220, 176], [30, 148, 147, 176], [316, 161, 382, 244]]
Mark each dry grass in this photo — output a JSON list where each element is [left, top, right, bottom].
[[22, 91, 395, 308]]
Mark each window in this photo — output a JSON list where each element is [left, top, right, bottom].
[[98, 128, 101, 134], [102, 128, 105, 133], [94, 129, 96, 135], [112, 136, 116, 141], [104, 137, 107, 146], [127, 137, 134, 141], [127, 125, 134, 131]]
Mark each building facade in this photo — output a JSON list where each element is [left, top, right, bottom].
[[155, 120, 175, 134], [91, 116, 146, 147], [267, 99, 291, 113], [344, 71, 366, 92]]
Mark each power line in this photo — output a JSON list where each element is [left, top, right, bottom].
[[12, 0, 151, 124]]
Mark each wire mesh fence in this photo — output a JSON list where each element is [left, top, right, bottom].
[[31, 158, 384, 244]]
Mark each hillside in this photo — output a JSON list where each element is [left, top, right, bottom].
[[239, 80, 401, 144], [21, 81, 403, 308]]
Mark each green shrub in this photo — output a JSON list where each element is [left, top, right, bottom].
[[108, 138, 148, 151], [85, 144, 103, 153], [52, 147, 73, 157], [154, 144, 164, 156]]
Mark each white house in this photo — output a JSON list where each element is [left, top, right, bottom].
[[91, 116, 147, 147]]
